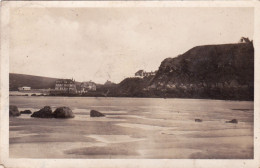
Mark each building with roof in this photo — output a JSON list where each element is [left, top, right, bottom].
[[80, 81, 96, 93], [135, 70, 157, 78], [54, 79, 77, 93], [18, 86, 31, 91]]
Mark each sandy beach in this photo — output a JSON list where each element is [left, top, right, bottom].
[[9, 97, 253, 159]]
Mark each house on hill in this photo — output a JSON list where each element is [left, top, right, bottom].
[[54, 79, 77, 93], [135, 70, 144, 77], [135, 70, 157, 78], [80, 81, 96, 93]]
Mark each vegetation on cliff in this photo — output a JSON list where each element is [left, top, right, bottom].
[[149, 42, 254, 100]]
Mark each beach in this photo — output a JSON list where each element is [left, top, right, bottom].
[[9, 96, 254, 159]]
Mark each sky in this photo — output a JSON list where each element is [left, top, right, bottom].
[[10, 7, 254, 84]]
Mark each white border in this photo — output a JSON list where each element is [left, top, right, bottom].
[[1, 1, 260, 168]]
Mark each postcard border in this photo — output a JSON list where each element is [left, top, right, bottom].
[[1, 1, 260, 168]]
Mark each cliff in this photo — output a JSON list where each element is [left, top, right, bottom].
[[149, 42, 254, 100]]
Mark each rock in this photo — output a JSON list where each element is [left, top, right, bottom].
[[20, 110, 32, 114], [53, 107, 75, 118], [90, 110, 105, 117], [195, 119, 202, 122], [226, 119, 238, 124], [9, 105, 20, 117], [31, 106, 53, 118]]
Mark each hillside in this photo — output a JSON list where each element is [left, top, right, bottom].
[[9, 73, 59, 90], [117, 76, 154, 97], [109, 42, 254, 100], [9, 73, 83, 91], [150, 42, 254, 100]]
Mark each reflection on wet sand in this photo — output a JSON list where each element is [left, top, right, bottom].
[[9, 97, 253, 159]]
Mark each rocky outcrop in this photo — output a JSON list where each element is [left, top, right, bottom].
[[90, 110, 105, 117], [53, 107, 75, 118], [226, 119, 238, 124], [9, 105, 20, 117], [31, 106, 53, 118], [20, 110, 32, 114], [195, 119, 203, 122]]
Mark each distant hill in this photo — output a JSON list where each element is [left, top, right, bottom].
[[9, 73, 81, 91], [9, 73, 59, 90]]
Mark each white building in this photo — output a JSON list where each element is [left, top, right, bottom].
[[18, 86, 31, 91], [135, 70, 157, 78], [54, 79, 77, 93]]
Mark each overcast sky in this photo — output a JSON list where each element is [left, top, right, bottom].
[[10, 7, 253, 84]]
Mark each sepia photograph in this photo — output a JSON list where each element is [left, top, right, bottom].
[[1, 1, 260, 168]]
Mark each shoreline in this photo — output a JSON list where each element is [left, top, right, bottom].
[[9, 94, 254, 102]]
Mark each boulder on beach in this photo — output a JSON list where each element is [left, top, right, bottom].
[[90, 110, 105, 117], [31, 106, 53, 118], [226, 119, 238, 124], [195, 119, 203, 122], [53, 107, 75, 118], [9, 105, 20, 117], [20, 110, 32, 114]]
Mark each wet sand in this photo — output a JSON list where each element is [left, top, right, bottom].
[[9, 97, 254, 159]]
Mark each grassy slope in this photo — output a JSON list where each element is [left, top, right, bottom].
[[9, 73, 58, 90]]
